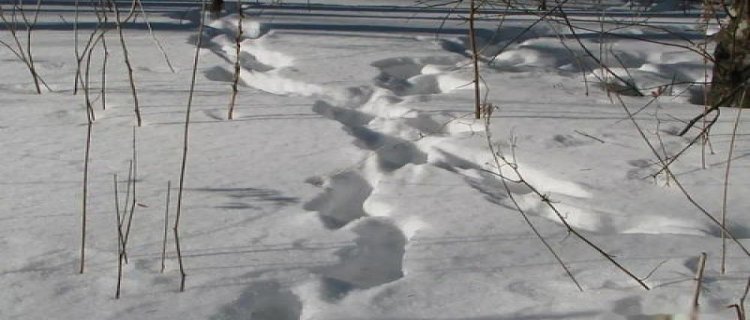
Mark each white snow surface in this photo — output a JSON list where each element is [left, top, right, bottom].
[[1, 0, 749, 319]]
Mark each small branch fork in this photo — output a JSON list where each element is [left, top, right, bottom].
[[483, 105, 650, 291]]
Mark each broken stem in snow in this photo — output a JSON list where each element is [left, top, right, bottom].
[[690, 252, 707, 320]]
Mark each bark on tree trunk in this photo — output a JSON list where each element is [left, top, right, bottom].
[[209, 0, 224, 14], [709, 0, 750, 108]]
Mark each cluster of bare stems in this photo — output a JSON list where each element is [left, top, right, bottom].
[[3, 0, 743, 306], [69, 0, 202, 295], [228, 0, 244, 119], [0, 0, 49, 93], [482, 105, 650, 291], [449, 0, 749, 303]]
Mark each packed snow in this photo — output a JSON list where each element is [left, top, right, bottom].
[[1, 0, 749, 319]]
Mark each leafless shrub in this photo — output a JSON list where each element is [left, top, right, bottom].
[[0, 0, 49, 93]]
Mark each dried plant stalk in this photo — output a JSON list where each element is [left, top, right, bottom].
[[469, 0, 481, 119], [690, 252, 707, 320], [227, 0, 244, 120], [110, 0, 142, 126], [161, 181, 171, 273], [174, 0, 209, 291]]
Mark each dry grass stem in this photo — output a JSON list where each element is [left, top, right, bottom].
[[721, 92, 746, 274], [174, 0, 209, 291], [161, 181, 171, 273], [690, 252, 708, 320], [227, 0, 244, 120]]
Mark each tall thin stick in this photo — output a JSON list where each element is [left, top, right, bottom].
[[469, 0, 481, 119], [173, 219, 185, 291], [119, 160, 133, 264], [73, 0, 80, 94], [122, 127, 138, 252], [227, 0, 244, 120], [113, 174, 126, 254], [741, 277, 750, 320], [114, 174, 125, 299], [110, 0, 142, 126], [83, 20, 106, 122], [98, 0, 109, 110], [690, 252, 708, 320], [101, 35, 108, 110], [174, 0, 208, 291], [80, 119, 92, 274], [161, 181, 171, 273], [721, 93, 745, 274]]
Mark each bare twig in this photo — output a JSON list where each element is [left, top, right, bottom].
[[161, 181, 171, 273], [469, 0, 481, 119], [690, 252, 707, 320], [721, 93, 745, 274], [82, 12, 107, 122], [483, 105, 584, 292], [0, 0, 48, 93], [741, 277, 750, 319], [556, 7, 644, 97], [79, 118, 92, 274], [228, 0, 244, 120], [174, 0, 209, 292], [574, 130, 604, 143], [110, 0, 142, 126], [122, 127, 138, 253], [114, 174, 124, 299], [678, 83, 749, 137], [97, 0, 109, 110], [132, 0, 175, 72], [616, 94, 750, 258], [173, 215, 185, 292], [20, 0, 42, 93], [118, 160, 133, 264]]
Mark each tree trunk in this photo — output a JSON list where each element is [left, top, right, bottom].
[[209, 0, 224, 14], [709, 0, 750, 108]]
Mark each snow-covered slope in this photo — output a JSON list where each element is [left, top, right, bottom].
[[1, 1, 748, 319]]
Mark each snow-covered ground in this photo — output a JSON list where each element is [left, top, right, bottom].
[[1, 0, 749, 319]]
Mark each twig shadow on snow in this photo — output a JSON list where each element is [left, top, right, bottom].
[[431, 149, 530, 210], [190, 187, 299, 210]]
